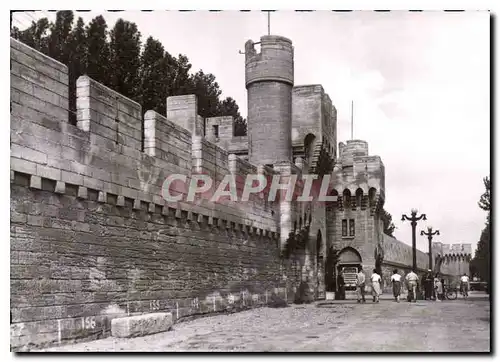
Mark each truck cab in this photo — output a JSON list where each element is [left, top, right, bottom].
[[341, 266, 359, 290]]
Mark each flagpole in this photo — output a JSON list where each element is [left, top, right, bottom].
[[268, 11, 270, 35], [351, 100, 354, 140]]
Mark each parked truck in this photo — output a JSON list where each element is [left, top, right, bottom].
[[341, 266, 359, 290]]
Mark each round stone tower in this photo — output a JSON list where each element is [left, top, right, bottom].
[[245, 35, 294, 165]]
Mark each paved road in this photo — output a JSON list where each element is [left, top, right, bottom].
[[39, 297, 490, 352]]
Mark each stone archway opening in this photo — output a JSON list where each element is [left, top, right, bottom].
[[337, 247, 362, 292], [325, 246, 363, 299]]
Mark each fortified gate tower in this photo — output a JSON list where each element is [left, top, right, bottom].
[[241, 33, 431, 298]]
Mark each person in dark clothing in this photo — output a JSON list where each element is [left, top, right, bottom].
[[391, 268, 402, 302], [337, 273, 346, 300], [424, 269, 434, 300]]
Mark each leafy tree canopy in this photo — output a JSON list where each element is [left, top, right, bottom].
[[11, 11, 247, 136]]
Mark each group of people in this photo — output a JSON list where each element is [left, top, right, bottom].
[[403, 268, 444, 302], [352, 266, 471, 303], [354, 267, 383, 303], [414, 270, 470, 301]]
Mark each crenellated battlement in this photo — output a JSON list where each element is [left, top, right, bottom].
[[10, 37, 284, 240], [331, 140, 386, 212], [10, 37, 317, 350], [432, 241, 473, 258], [291, 84, 337, 175], [10, 31, 443, 350], [9, 36, 320, 246], [431, 241, 472, 279]]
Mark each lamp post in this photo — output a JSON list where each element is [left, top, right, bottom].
[[421, 226, 440, 271], [401, 209, 427, 271]]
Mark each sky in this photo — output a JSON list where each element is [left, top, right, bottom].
[[12, 10, 490, 254]]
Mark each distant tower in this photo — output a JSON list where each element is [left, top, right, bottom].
[[245, 35, 294, 165]]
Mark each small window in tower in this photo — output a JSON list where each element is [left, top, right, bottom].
[[213, 125, 219, 138], [342, 219, 348, 237], [349, 219, 355, 237]]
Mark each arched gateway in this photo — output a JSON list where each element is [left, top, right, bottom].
[[337, 247, 362, 291], [325, 247, 363, 295]]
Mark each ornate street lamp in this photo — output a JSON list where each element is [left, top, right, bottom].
[[401, 208, 427, 270], [421, 226, 440, 271]]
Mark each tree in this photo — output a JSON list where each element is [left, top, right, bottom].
[[218, 97, 247, 136], [67, 16, 87, 124], [171, 54, 193, 96], [188, 70, 222, 118], [471, 175, 490, 285], [11, 13, 247, 138], [381, 209, 395, 237], [108, 19, 142, 100], [85, 15, 110, 85], [68, 17, 87, 77], [478, 176, 490, 211], [11, 17, 50, 54], [47, 11, 74, 64], [472, 219, 490, 283], [138, 36, 170, 115]]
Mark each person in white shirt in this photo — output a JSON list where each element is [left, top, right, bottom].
[[356, 267, 366, 303], [405, 269, 419, 302], [370, 269, 382, 303], [460, 274, 470, 298], [391, 269, 402, 302], [434, 273, 444, 301]]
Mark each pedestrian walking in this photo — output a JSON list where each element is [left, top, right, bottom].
[[356, 267, 366, 303], [423, 269, 434, 300], [405, 269, 419, 302], [371, 269, 382, 303], [434, 273, 444, 301], [391, 269, 402, 302], [460, 273, 470, 299]]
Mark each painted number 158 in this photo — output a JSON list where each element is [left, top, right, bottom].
[[81, 316, 96, 330]]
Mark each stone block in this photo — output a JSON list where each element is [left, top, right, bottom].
[[36, 164, 61, 180], [11, 157, 37, 175], [148, 203, 155, 213], [83, 176, 104, 190], [132, 199, 141, 210], [97, 191, 106, 203], [54, 181, 65, 194], [61, 170, 84, 186], [111, 312, 173, 338], [29, 175, 42, 190], [116, 195, 125, 207], [77, 186, 88, 199]]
